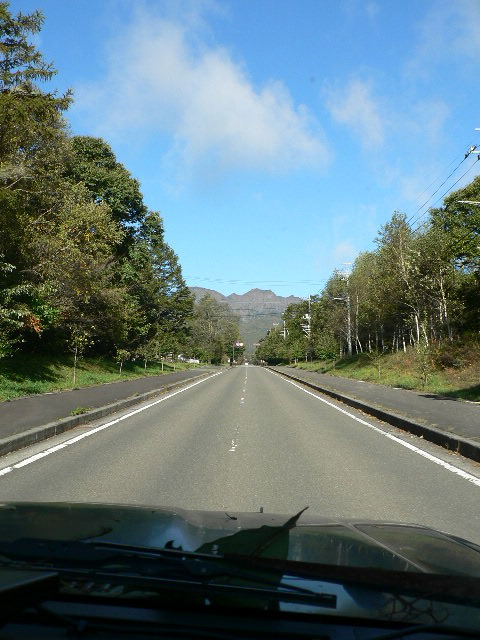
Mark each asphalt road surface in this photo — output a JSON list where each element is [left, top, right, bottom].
[[1, 365, 479, 544]]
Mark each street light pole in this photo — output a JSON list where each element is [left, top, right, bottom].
[[339, 266, 352, 357], [346, 289, 352, 356]]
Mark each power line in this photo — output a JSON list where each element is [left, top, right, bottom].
[[412, 158, 480, 232], [406, 153, 472, 228], [186, 277, 328, 286], [406, 152, 465, 225]]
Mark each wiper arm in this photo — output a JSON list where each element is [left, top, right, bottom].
[[5, 538, 480, 608], [0, 538, 337, 609], [220, 554, 480, 606]]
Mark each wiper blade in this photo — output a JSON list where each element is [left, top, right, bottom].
[[0, 538, 337, 608], [221, 554, 480, 606], [4, 538, 480, 608]]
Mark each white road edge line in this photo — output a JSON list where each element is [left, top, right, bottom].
[[268, 370, 480, 487], [0, 372, 223, 476]]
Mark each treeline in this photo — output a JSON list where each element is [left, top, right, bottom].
[[0, 3, 240, 368], [256, 177, 480, 365], [187, 295, 242, 364]]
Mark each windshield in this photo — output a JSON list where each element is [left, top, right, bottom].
[[1, 0, 480, 629]]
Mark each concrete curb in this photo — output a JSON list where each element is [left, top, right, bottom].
[[0, 372, 214, 458], [268, 367, 480, 463]]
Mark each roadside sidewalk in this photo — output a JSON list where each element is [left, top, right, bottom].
[[0, 368, 215, 455], [273, 366, 480, 461]]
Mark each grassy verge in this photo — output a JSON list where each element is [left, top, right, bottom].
[[0, 354, 205, 401], [286, 347, 480, 402]]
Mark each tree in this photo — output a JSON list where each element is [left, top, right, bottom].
[[429, 179, 480, 333], [0, 257, 32, 357], [0, 3, 194, 368], [254, 326, 288, 364], [188, 295, 240, 364], [64, 136, 148, 240], [374, 212, 428, 346], [119, 211, 194, 357], [0, 2, 56, 90], [0, 2, 72, 356], [430, 176, 480, 272], [137, 211, 193, 342], [0, 1, 72, 252], [32, 186, 125, 349]]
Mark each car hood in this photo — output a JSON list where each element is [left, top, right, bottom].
[[1, 501, 480, 577]]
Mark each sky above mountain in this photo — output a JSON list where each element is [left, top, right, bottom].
[[11, 0, 480, 298]]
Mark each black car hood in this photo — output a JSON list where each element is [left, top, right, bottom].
[[1, 501, 480, 577]]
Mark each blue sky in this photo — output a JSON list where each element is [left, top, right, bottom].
[[9, 0, 480, 298]]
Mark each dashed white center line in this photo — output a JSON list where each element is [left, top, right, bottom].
[[227, 366, 249, 453], [229, 424, 240, 452]]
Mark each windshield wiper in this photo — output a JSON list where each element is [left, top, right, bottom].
[[0, 538, 337, 609], [3, 537, 480, 608]]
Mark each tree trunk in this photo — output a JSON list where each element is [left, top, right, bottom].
[[73, 346, 78, 384], [414, 314, 420, 344], [421, 321, 429, 346]]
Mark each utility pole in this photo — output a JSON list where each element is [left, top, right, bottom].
[[465, 143, 480, 160], [339, 266, 352, 357], [346, 290, 352, 356], [300, 295, 312, 362], [301, 295, 311, 338]]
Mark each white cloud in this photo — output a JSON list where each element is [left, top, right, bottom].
[[340, 0, 380, 21], [325, 79, 385, 150], [74, 10, 329, 178], [332, 239, 358, 264], [407, 0, 480, 78], [366, 2, 380, 19]]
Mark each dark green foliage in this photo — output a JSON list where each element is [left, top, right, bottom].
[[0, 3, 193, 366], [65, 136, 148, 232]]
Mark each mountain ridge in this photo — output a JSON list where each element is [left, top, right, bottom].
[[189, 287, 302, 351]]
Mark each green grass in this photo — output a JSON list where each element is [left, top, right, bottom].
[[0, 353, 204, 401], [288, 347, 480, 402], [70, 406, 92, 416]]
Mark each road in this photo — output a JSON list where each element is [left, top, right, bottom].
[[1, 365, 479, 543]]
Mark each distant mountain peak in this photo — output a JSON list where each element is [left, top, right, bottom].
[[189, 286, 302, 352]]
